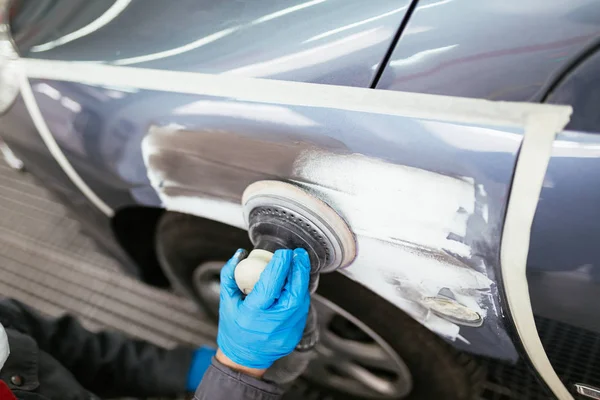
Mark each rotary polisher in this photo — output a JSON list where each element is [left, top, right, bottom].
[[233, 180, 356, 380], [234, 180, 356, 295]]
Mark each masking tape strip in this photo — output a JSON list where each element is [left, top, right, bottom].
[[20, 58, 569, 129], [501, 112, 572, 400], [19, 58, 573, 397]]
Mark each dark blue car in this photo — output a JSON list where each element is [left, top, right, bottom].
[[1, 1, 599, 399]]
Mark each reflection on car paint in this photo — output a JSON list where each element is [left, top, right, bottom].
[[16, 0, 411, 88], [376, 0, 600, 101]]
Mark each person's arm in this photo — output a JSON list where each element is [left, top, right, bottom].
[[195, 356, 284, 400], [195, 248, 311, 400], [0, 298, 196, 398]]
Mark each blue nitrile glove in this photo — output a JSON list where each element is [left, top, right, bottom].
[[217, 248, 311, 369], [186, 346, 217, 391]]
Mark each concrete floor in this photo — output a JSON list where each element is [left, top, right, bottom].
[[0, 162, 216, 350]]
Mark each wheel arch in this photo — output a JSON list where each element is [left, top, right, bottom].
[[111, 205, 169, 288]]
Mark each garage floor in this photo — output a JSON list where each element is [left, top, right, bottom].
[[0, 159, 550, 400]]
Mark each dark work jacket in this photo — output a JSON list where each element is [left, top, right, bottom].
[[195, 359, 283, 400], [0, 298, 195, 399]]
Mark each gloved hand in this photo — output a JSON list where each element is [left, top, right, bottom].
[[217, 248, 311, 370]]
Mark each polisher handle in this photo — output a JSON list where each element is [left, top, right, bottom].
[[234, 249, 273, 294]]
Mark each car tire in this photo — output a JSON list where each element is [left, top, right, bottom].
[[155, 211, 251, 319], [313, 272, 485, 400]]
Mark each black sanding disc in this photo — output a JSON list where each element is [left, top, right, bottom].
[[242, 180, 356, 273]]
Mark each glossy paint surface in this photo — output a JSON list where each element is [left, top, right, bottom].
[[527, 46, 600, 369], [546, 46, 600, 132], [527, 132, 600, 334], [14, 0, 410, 87], [376, 0, 600, 101], [527, 49, 600, 335], [28, 77, 526, 359]]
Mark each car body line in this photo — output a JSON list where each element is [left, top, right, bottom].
[[17, 70, 114, 217]]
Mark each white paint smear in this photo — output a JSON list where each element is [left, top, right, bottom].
[[345, 236, 491, 339], [291, 150, 492, 340], [143, 133, 492, 340], [292, 151, 476, 258]]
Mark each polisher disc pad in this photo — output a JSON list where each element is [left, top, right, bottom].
[[242, 180, 356, 273]]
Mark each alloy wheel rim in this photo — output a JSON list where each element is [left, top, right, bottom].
[[307, 295, 412, 398]]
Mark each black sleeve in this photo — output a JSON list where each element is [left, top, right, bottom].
[[0, 298, 195, 398], [195, 358, 284, 400]]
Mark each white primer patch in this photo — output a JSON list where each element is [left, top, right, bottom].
[[293, 151, 475, 255], [292, 151, 491, 339], [348, 236, 491, 339], [142, 127, 490, 340]]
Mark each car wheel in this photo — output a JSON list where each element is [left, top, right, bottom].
[[156, 212, 484, 399], [313, 272, 485, 399], [155, 211, 251, 320]]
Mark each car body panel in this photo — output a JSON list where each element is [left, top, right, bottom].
[[23, 73, 535, 360], [545, 44, 600, 132], [13, 0, 412, 88], [527, 48, 600, 337], [528, 131, 600, 335], [375, 0, 600, 101]]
